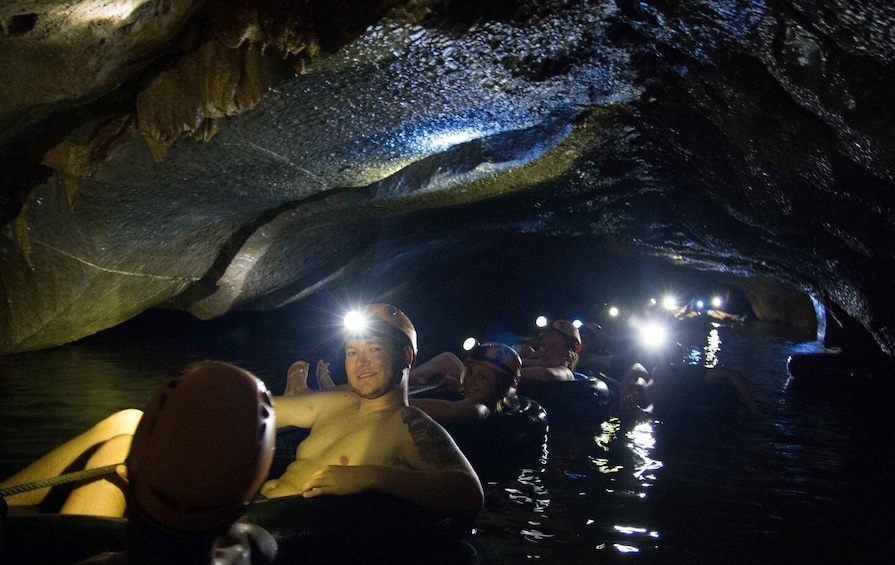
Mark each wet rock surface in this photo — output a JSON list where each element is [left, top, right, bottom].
[[1, 0, 893, 356]]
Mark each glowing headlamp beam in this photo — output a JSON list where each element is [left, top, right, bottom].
[[344, 310, 367, 332]]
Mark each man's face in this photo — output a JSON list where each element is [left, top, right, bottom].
[[344, 336, 400, 399], [537, 332, 569, 367], [461, 361, 501, 405]]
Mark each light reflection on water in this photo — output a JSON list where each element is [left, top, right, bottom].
[[2, 321, 895, 562]]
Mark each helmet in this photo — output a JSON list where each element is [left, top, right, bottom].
[[127, 361, 275, 534], [579, 322, 605, 349], [546, 319, 582, 353], [344, 303, 418, 354], [466, 343, 522, 388]]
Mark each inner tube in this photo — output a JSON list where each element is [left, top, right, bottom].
[[1, 514, 126, 564], [785, 352, 895, 397], [442, 396, 547, 480], [516, 377, 612, 425], [247, 493, 476, 565]]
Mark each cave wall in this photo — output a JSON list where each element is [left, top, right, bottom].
[[1, 0, 894, 357]]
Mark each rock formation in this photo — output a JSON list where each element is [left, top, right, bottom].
[[1, 0, 893, 357]]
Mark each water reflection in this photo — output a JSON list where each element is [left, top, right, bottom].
[[2, 323, 893, 562]]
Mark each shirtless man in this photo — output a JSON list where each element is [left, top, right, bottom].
[[258, 303, 483, 517]]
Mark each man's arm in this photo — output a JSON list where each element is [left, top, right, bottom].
[[410, 398, 489, 425], [520, 366, 574, 381], [409, 352, 465, 386]]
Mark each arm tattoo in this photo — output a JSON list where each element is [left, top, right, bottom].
[[401, 408, 461, 466]]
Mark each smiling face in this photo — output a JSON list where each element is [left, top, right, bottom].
[[537, 331, 570, 367], [461, 360, 504, 406], [344, 336, 403, 399]]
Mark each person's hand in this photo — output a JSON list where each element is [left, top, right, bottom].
[[284, 361, 311, 396], [438, 375, 461, 394], [115, 464, 129, 484], [317, 360, 335, 390], [300, 465, 373, 498]]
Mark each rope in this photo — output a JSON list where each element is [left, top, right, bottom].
[[408, 384, 442, 397], [0, 463, 123, 498]]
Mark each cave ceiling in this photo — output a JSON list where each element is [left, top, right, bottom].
[[1, 0, 894, 356]]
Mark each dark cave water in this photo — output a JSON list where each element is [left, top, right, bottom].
[[2, 316, 894, 563]]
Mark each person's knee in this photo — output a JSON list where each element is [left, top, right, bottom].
[[94, 409, 143, 437], [86, 434, 133, 468]]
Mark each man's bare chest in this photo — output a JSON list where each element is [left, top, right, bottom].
[[296, 410, 402, 466]]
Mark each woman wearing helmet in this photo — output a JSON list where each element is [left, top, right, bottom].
[[519, 319, 584, 381], [409, 343, 522, 426]]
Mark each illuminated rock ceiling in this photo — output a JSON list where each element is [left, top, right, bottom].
[[1, 0, 893, 355]]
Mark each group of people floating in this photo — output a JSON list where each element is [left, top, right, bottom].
[[0, 302, 761, 563]]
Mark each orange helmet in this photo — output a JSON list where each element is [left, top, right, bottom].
[[344, 303, 418, 354], [127, 361, 275, 534], [466, 342, 522, 389], [545, 319, 582, 353]]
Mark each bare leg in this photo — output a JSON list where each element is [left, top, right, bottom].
[[0, 409, 142, 507], [61, 434, 132, 517]]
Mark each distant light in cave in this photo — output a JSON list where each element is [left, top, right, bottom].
[[572, 319, 583, 328], [535, 316, 548, 328], [462, 337, 477, 351], [662, 295, 678, 311], [608, 307, 620, 317]]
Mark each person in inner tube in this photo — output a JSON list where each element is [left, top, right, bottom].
[[1, 361, 279, 565], [575, 321, 616, 377], [517, 319, 586, 381], [257, 303, 484, 517], [403, 343, 522, 426], [617, 345, 761, 422]]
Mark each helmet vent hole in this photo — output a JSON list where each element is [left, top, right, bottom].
[[150, 486, 179, 510], [258, 422, 268, 441]]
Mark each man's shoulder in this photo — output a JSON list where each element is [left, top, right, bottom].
[[395, 404, 447, 431]]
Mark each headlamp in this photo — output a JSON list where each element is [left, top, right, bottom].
[[344, 310, 367, 333], [638, 321, 668, 349]]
